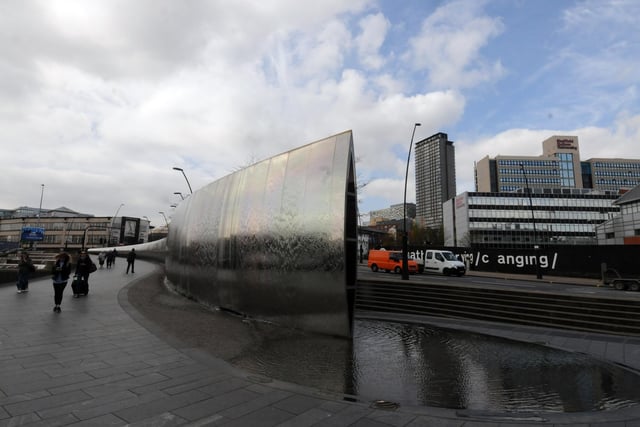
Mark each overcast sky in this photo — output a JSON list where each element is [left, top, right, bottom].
[[2, 0, 640, 228]]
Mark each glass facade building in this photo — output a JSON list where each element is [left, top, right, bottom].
[[445, 189, 620, 248], [476, 135, 640, 193]]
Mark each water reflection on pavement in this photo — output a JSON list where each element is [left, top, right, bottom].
[[127, 272, 640, 414], [232, 319, 640, 413]]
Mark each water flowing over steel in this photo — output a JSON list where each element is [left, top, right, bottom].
[[165, 131, 357, 337]]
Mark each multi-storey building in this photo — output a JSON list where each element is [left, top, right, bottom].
[[475, 135, 640, 193], [368, 203, 415, 225], [596, 184, 640, 245], [444, 189, 620, 248], [414, 132, 456, 230], [582, 158, 640, 191], [0, 206, 150, 252]]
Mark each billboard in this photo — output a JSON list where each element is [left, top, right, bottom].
[[21, 227, 45, 241]]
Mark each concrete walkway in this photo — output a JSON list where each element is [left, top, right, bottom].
[[1, 261, 640, 426]]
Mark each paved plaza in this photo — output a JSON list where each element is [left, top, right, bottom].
[[1, 260, 640, 426]]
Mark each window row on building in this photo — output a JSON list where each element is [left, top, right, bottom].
[[468, 221, 597, 234], [497, 159, 559, 167], [596, 178, 639, 186], [499, 168, 560, 176], [469, 209, 614, 221], [593, 170, 640, 177], [500, 177, 561, 185], [593, 162, 640, 169]]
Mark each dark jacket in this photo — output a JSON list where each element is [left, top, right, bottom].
[[127, 250, 136, 262], [75, 254, 96, 276], [52, 254, 72, 283], [18, 255, 35, 275]]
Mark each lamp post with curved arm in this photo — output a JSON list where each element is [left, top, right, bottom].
[[110, 203, 124, 246], [402, 123, 421, 280], [173, 167, 193, 194], [158, 211, 168, 227]]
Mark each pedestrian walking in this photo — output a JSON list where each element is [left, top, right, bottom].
[[110, 249, 118, 267], [73, 250, 96, 297], [16, 252, 36, 293], [126, 248, 136, 274], [106, 249, 115, 268], [51, 252, 72, 313], [98, 251, 106, 268]]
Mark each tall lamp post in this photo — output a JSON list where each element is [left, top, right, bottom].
[[519, 163, 543, 279], [402, 123, 421, 280], [37, 184, 45, 226], [173, 167, 193, 194], [158, 211, 169, 227], [34, 184, 45, 249], [110, 203, 124, 246]]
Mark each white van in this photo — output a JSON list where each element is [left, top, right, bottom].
[[424, 250, 466, 276]]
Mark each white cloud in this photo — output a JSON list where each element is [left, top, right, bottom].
[[404, 0, 505, 89], [355, 13, 390, 70]]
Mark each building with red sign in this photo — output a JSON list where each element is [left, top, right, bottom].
[[475, 135, 640, 193]]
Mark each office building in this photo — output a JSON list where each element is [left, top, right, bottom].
[[0, 206, 150, 252], [444, 189, 620, 248], [369, 203, 415, 225], [475, 135, 640, 193], [414, 132, 456, 230]]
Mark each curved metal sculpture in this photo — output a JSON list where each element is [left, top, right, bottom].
[[165, 131, 357, 337]]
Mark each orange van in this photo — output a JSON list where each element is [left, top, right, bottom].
[[367, 249, 418, 274]]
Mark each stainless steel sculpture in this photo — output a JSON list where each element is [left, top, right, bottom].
[[165, 131, 357, 337]]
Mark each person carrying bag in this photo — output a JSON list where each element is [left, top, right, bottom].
[[16, 252, 36, 293], [72, 250, 96, 297]]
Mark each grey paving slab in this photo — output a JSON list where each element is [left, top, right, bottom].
[[114, 389, 211, 423], [0, 411, 46, 427], [172, 388, 261, 421], [217, 389, 292, 419], [272, 394, 331, 415], [276, 408, 336, 427], [217, 405, 294, 427], [4, 389, 90, 416], [2, 261, 640, 426]]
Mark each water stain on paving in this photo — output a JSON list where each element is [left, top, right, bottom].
[[126, 271, 640, 413]]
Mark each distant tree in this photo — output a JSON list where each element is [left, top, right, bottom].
[[458, 231, 472, 247], [409, 222, 429, 246]]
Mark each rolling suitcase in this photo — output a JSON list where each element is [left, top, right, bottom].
[[71, 276, 89, 297]]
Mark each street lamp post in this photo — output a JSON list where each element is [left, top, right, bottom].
[[34, 184, 45, 249], [173, 167, 193, 194], [402, 123, 421, 280], [519, 163, 543, 279], [37, 184, 45, 226], [110, 203, 124, 246], [158, 211, 169, 227]]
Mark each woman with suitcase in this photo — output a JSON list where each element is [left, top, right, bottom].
[[73, 250, 96, 298]]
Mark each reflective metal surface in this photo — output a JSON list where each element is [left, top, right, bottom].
[[166, 131, 357, 337], [232, 319, 640, 413]]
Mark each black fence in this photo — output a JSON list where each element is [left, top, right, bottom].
[[395, 245, 640, 279]]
